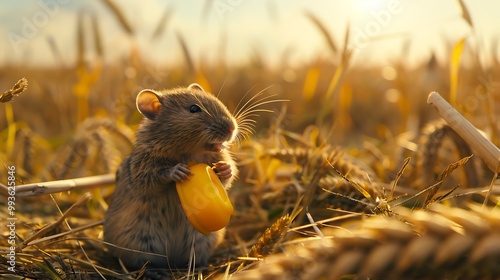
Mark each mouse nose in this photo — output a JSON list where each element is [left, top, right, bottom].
[[227, 120, 236, 135]]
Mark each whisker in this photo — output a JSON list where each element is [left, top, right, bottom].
[[237, 109, 277, 121], [239, 121, 256, 128], [237, 133, 251, 145], [235, 93, 278, 114], [233, 85, 258, 117], [233, 85, 275, 118], [237, 121, 256, 129], [238, 126, 257, 137], [232, 85, 288, 141], [240, 128, 256, 137], [234, 129, 252, 145], [237, 117, 261, 127], [238, 118, 258, 123], [237, 117, 258, 124], [236, 99, 287, 123], [237, 122, 256, 130], [234, 134, 241, 146], [237, 98, 288, 117], [216, 77, 228, 98]]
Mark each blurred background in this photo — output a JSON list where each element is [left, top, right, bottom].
[[0, 0, 499, 178], [1, 0, 499, 67]]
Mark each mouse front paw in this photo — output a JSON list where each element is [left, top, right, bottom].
[[167, 163, 192, 183], [212, 161, 232, 180]]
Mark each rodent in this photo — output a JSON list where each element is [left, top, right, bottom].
[[103, 83, 238, 270]]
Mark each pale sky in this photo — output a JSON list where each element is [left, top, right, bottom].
[[0, 0, 499, 68]]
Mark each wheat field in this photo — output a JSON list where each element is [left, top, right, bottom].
[[1, 1, 500, 279]]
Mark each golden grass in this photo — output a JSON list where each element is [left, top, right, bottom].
[[0, 77, 27, 104], [99, 0, 134, 35], [230, 204, 500, 279], [1, 81, 499, 278], [449, 37, 467, 107], [1, 4, 500, 279]]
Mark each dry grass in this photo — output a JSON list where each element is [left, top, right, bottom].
[[1, 2, 500, 279], [230, 204, 500, 280], [0, 78, 28, 104]]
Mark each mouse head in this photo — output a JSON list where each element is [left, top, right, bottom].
[[135, 84, 238, 155]]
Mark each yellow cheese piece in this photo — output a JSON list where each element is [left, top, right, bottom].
[[176, 163, 233, 235]]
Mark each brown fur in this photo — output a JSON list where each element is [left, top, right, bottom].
[[103, 84, 238, 270]]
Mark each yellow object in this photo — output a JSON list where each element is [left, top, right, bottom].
[[176, 163, 233, 235]]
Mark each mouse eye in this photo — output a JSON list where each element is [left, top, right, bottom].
[[189, 105, 202, 113]]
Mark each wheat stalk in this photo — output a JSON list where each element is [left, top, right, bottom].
[[246, 214, 293, 259], [42, 118, 133, 180], [412, 122, 479, 191], [0, 77, 28, 103], [10, 127, 34, 176], [303, 11, 338, 56], [230, 204, 500, 279], [423, 154, 472, 206], [151, 6, 173, 41], [176, 32, 195, 74], [91, 14, 104, 58], [99, 0, 134, 35], [458, 0, 474, 28]]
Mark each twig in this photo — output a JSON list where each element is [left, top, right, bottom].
[[22, 193, 92, 247], [48, 193, 106, 279], [0, 173, 115, 197], [484, 169, 499, 208], [25, 220, 103, 247]]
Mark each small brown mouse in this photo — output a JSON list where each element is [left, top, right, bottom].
[[103, 84, 238, 270]]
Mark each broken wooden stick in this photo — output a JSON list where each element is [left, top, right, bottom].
[[427, 91, 500, 172], [0, 173, 115, 197]]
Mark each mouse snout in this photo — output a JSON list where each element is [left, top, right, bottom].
[[227, 118, 238, 136], [219, 117, 237, 143], [227, 122, 235, 134]]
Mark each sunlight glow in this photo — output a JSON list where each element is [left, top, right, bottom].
[[354, 0, 387, 11], [350, 0, 400, 21], [348, 0, 403, 31]]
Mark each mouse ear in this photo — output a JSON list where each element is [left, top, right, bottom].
[[136, 89, 162, 120], [188, 83, 205, 92]]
